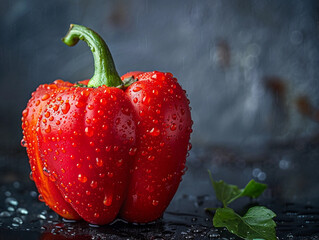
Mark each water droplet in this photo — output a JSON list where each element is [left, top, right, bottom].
[[37, 214, 46, 220], [43, 167, 50, 177], [20, 138, 27, 147], [13, 217, 23, 224], [38, 194, 45, 202], [53, 104, 59, 112], [61, 102, 70, 114], [17, 208, 28, 215], [279, 158, 290, 170], [78, 174, 87, 183], [85, 126, 94, 137], [152, 200, 159, 206], [103, 195, 113, 206], [96, 158, 103, 167], [148, 155, 155, 161], [133, 87, 142, 92], [142, 96, 150, 104], [187, 143, 192, 151], [0, 211, 11, 218], [90, 181, 98, 189], [4, 191, 11, 197], [149, 127, 160, 136], [117, 159, 123, 167], [170, 124, 177, 131], [5, 197, 18, 206], [41, 94, 50, 101], [139, 110, 145, 117], [22, 109, 29, 118], [94, 212, 100, 218], [133, 98, 138, 103], [75, 101, 85, 108], [129, 147, 137, 156], [100, 98, 107, 105], [45, 125, 51, 133]]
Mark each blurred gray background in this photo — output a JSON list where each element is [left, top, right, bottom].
[[1, 0, 319, 150]]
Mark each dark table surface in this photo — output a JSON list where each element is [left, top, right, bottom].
[[0, 138, 319, 240]]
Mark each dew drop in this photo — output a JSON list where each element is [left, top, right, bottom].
[[45, 125, 51, 133], [103, 195, 113, 206], [152, 200, 159, 206], [78, 174, 87, 183], [5, 197, 18, 206], [85, 126, 94, 137], [75, 101, 85, 108], [149, 127, 160, 136], [148, 155, 155, 161], [170, 123, 177, 131], [94, 212, 100, 218], [187, 143, 192, 151], [20, 138, 27, 147], [133, 87, 142, 92], [116, 159, 123, 167], [142, 96, 150, 104], [17, 208, 28, 215], [0, 211, 11, 218], [61, 102, 70, 114], [38, 194, 45, 202], [41, 94, 50, 101], [22, 109, 29, 118], [105, 146, 111, 152], [129, 147, 137, 156], [139, 110, 145, 117], [13, 217, 23, 225], [29, 172, 34, 181], [96, 158, 103, 167], [90, 181, 98, 189], [100, 98, 107, 105], [37, 214, 46, 220]]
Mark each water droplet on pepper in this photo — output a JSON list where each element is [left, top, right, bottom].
[[78, 174, 87, 183]]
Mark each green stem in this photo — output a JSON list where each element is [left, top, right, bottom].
[[62, 24, 122, 88]]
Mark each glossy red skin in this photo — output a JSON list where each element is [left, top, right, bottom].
[[22, 71, 192, 224], [120, 71, 192, 222]]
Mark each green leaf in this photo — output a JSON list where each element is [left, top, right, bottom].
[[240, 179, 268, 199], [208, 170, 267, 207], [213, 206, 277, 240]]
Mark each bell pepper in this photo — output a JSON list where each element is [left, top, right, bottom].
[[21, 24, 192, 225]]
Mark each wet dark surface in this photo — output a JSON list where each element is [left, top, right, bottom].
[[1, 140, 319, 240]]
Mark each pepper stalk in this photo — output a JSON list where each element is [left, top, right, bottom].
[[62, 24, 123, 88]]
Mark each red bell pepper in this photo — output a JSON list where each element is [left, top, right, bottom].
[[21, 24, 192, 224]]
